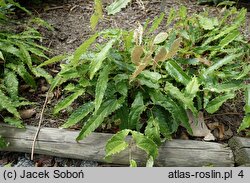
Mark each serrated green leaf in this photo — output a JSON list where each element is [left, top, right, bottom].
[[217, 1, 236, 7], [29, 17, 54, 31], [89, 39, 115, 79], [14, 101, 35, 107], [202, 9, 246, 46], [219, 29, 239, 48], [117, 104, 129, 130], [185, 76, 200, 99], [149, 13, 164, 34], [49, 75, 64, 92], [106, 0, 132, 15], [146, 156, 154, 167], [202, 54, 242, 77], [76, 97, 124, 141], [151, 106, 172, 138], [95, 65, 110, 112], [26, 46, 48, 59], [149, 90, 191, 134], [166, 8, 176, 27], [90, 13, 100, 30], [0, 90, 20, 118], [71, 33, 98, 66], [145, 116, 161, 146], [238, 85, 250, 132], [128, 92, 145, 130], [14, 63, 36, 88], [38, 54, 67, 67], [165, 82, 197, 115], [131, 131, 158, 159], [197, 15, 218, 30], [0, 51, 4, 60], [236, 65, 250, 80], [105, 129, 131, 158], [32, 67, 53, 84], [78, 77, 91, 88], [179, 6, 187, 19], [61, 102, 94, 128], [18, 44, 32, 69], [4, 117, 24, 128], [8, 0, 31, 15], [244, 86, 250, 114], [130, 160, 137, 167], [59, 65, 79, 79], [204, 81, 245, 93], [165, 60, 191, 85], [64, 83, 76, 92], [116, 80, 128, 96], [205, 93, 235, 114], [141, 71, 161, 82], [54, 89, 85, 114], [0, 42, 21, 59], [4, 71, 18, 100], [3, 162, 12, 167], [138, 76, 159, 89], [124, 31, 134, 50], [238, 114, 250, 132], [90, 0, 103, 30]]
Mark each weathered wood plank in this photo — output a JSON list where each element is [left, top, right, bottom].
[[0, 124, 234, 166], [228, 136, 250, 166]]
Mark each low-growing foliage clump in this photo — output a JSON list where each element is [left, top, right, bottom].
[[0, 0, 51, 147], [39, 5, 249, 166]]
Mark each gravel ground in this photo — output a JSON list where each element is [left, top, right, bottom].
[[0, 152, 98, 167]]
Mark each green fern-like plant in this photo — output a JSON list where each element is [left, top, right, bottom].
[[41, 6, 249, 166], [0, 0, 52, 128]]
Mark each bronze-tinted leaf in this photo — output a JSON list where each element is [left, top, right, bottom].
[[197, 57, 211, 66], [153, 47, 167, 68], [131, 54, 152, 79], [131, 45, 144, 66], [165, 38, 182, 59]]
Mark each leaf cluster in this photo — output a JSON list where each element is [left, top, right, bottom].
[[0, 0, 51, 129], [40, 6, 249, 165]]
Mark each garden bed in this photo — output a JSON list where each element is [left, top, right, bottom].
[[0, 0, 250, 167], [19, 0, 249, 138]]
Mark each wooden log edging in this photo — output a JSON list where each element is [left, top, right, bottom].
[[228, 137, 250, 167], [0, 124, 234, 167]]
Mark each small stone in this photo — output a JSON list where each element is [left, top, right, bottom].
[[14, 158, 34, 167], [80, 160, 98, 167]]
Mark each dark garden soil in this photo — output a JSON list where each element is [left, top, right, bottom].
[[0, 0, 250, 167]]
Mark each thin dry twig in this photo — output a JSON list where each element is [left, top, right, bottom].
[[45, 6, 65, 11], [31, 92, 50, 160]]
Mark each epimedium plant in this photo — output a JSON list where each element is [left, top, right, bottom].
[[39, 6, 250, 166], [0, 0, 52, 147]]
